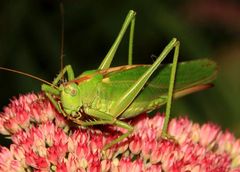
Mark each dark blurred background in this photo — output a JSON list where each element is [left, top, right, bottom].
[[0, 0, 240, 138]]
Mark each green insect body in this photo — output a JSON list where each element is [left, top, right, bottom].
[[0, 10, 217, 150], [58, 61, 216, 120]]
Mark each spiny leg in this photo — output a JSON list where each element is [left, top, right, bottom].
[[41, 85, 61, 113], [162, 41, 180, 136], [41, 65, 75, 113], [103, 123, 133, 150], [42, 65, 74, 92], [109, 38, 179, 118], [98, 10, 136, 70], [52, 65, 75, 85], [46, 92, 61, 112], [69, 107, 134, 150], [86, 108, 133, 150], [73, 117, 133, 150], [128, 15, 135, 65]]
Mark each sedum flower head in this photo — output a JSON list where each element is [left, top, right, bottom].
[[0, 93, 240, 172]]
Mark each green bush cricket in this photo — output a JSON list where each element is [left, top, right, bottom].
[[0, 10, 217, 150]]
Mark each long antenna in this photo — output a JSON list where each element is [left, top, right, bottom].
[[0, 67, 57, 89], [60, 0, 64, 72]]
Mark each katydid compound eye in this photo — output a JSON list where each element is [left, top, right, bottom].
[[70, 89, 77, 96], [64, 84, 78, 96]]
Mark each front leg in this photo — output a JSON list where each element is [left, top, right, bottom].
[[52, 65, 75, 85], [41, 65, 75, 113]]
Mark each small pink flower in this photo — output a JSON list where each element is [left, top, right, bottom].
[[56, 162, 67, 172], [10, 144, 26, 167], [118, 157, 132, 172], [25, 150, 50, 170], [217, 130, 236, 154], [168, 117, 193, 144], [199, 122, 221, 147], [232, 139, 240, 157], [101, 159, 111, 171], [47, 142, 68, 165], [0, 146, 13, 166], [146, 164, 162, 172], [141, 138, 157, 160], [0, 118, 10, 135], [87, 159, 101, 172], [131, 159, 143, 171], [129, 134, 141, 154]]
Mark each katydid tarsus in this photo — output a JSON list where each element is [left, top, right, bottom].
[[0, 10, 217, 150]]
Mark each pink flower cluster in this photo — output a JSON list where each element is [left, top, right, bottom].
[[0, 93, 240, 172]]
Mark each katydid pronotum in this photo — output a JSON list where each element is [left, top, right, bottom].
[[0, 10, 217, 150]]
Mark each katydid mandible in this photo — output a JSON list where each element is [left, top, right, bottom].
[[0, 10, 217, 150]]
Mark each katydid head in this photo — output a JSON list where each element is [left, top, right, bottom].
[[60, 82, 82, 116]]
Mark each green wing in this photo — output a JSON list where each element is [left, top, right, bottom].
[[98, 59, 217, 118]]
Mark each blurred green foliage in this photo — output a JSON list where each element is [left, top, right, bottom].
[[0, 0, 240, 139]]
